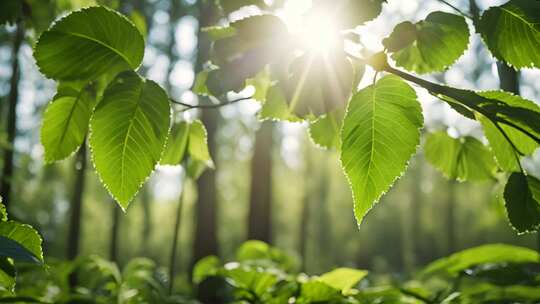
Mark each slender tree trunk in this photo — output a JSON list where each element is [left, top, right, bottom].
[[446, 180, 457, 254], [67, 143, 87, 289], [110, 203, 121, 263], [0, 21, 24, 210], [298, 188, 310, 272], [168, 177, 185, 294], [408, 160, 423, 268], [191, 2, 219, 267], [247, 122, 274, 243], [139, 188, 151, 256]]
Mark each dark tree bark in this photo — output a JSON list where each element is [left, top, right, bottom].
[[0, 21, 24, 211], [139, 187, 151, 256], [67, 143, 87, 289], [247, 122, 274, 243], [168, 177, 185, 294], [109, 203, 121, 263], [191, 1, 220, 267], [446, 180, 457, 254]]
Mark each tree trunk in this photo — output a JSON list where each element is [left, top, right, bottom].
[[0, 21, 24, 211], [191, 1, 219, 267], [298, 187, 310, 272], [110, 203, 121, 263], [67, 143, 87, 289], [139, 187, 151, 256], [247, 122, 274, 243], [168, 177, 185, 294], [446, 180, 457, 254]]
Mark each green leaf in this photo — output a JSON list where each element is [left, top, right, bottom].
[[382, 21, 417, 52], [207, 15, 289, 96], [299, 281, 340, 303], [0, 221, 44, 263], [192, 256, 221, 284], [280, 50, 353, 118], [185, 120, 214, 179], [390, 12, 469, 74], [318, 268, 368, 292], [312, 0, 387, 29], [40, 86, 94, 163], [89, 71, 171, 208], [245, 68, 272, 102], [0, 258, 15, 292], [421, 244, 540, 278], [424, 132, 496, 181], [479, 0, 540, 69], [477, 93, 538, 172], [225, 266, 279, 297], [34, 6, 144, 81], [503, 173, 540, 233], [160, 122, 190, 166], [258, 85, 299, 122], [340, 75, 423, 225], [202, 25, 237, 41], [218, 0, 267, 14], [129, 10, 147, 39], [308, 109, 343, 150], [0, 198, 7, 222]]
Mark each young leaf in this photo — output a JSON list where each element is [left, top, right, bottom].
[[503, 173, 540, 233], [34, 6, 144, 81], [218, 0, 267, 14], [308, 109, 343, 150], [340, 75, 423, 225], [40, 86, 94, 163], [476, 92, 539, 172], [0, 221, 44, 263], [160, 122, 190, 166], [424, 132, 496, 181], [312, 0, 387, 29], [185, 120, 214, 179], [258, 85, 299, 122], [318, 268, 368, 292], [90, 71, 171, 209], [479, 0, 540, 69], [422, 243, 540, 278], [389, 12, 469, 74]]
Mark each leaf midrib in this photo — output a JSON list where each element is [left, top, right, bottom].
[[53, 30, 134, 68], [500, 7, 540, 35], [119, 82, 146, 201], [52, 90, 85, 159]]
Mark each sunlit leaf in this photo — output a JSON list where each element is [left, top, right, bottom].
[[0, 222, 43, 263], [422, 244, 540, 278], [479, 0, 540, 69], [89, 71, 171, 208], [40, 86, 95, 163], [424, 131, 496, 181], [341, 75, 423, 225], [312, 0, 387, 29], [308, 109, 343, 150], [34, 6, 144, 81], [390, 12, 469, 74], [218, 0, 267, 14], [192, 256, 221, 284], [318, 268, 368, 292], [160, 122, 190, 166], [504, 173, 540, 233]]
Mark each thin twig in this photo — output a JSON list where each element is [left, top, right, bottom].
[[170, 95, 253, 111], [493, 121, 526, 173], [436, 0, 473, 19]]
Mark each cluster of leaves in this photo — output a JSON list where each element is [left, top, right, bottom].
[[196, 0, 540, 232], [0, 197, 43, 293], [7, 0, 539, 232], [8, 241, 538, 303], [25, 6, 213, 210], [0, 255, 192, 303], [191, 241, 540, 304]]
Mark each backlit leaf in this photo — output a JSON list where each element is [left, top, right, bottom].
[[89, 71, 171, 208], [40, 85, 95, 163], [479, 0, 540, 69], [34, 6, 144, 81], [390, 12, 469, 74], [424, 131, 496, 181], [503, 173, 540, 233], [340, 75, 423, 225]]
